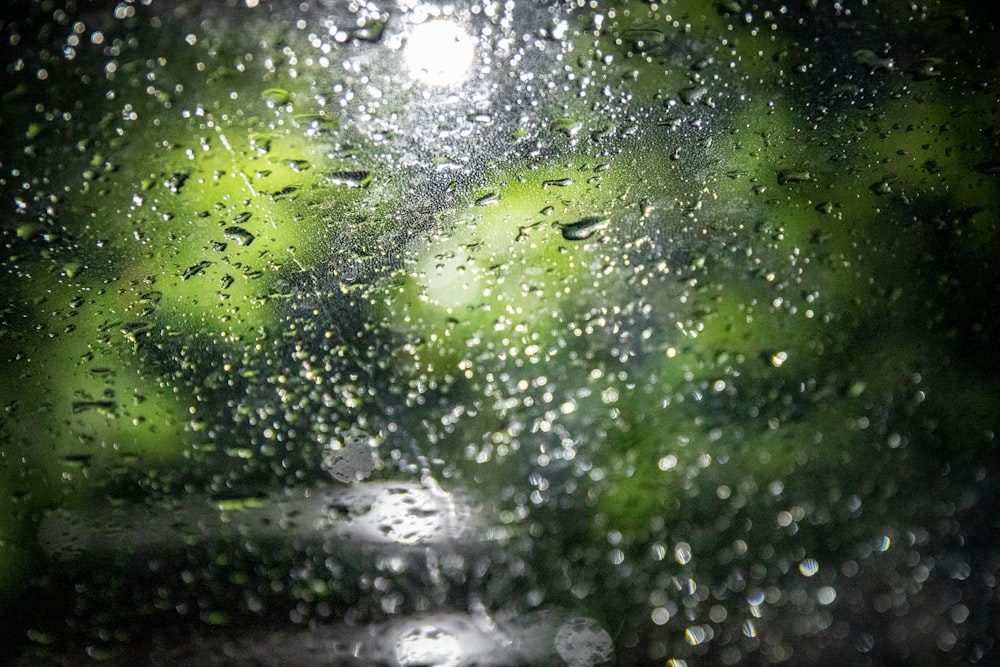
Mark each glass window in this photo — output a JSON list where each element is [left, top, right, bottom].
[[2, 1, 998, 664]]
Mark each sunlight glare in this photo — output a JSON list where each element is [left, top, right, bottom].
[[404, 20, 476, 86]]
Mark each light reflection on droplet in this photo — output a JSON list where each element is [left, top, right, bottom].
[[798, 558, 819, 577], [817, 586, 837, 605], [321, 426, 377, 483], [555, 617, 614, 667], [404, 20, 476, 86], [651, 607, 670, 625], [395, 625, 461, 667], [937, 630, 957, 652], [949, 604, 969, 624], [684, 625, 709, 645]]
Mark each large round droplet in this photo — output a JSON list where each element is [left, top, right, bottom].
[[321, 426, 377, 483], [554, 617, 613, 667]]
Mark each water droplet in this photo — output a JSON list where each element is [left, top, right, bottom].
[[16, 222, 46, 239], [26, 629, 55, 646], [261, 87, 291, 104], [684, 625, 711, 645], [164, 172, 190, 193], [542, 178, 574, 189], [777, 170, 813, 185], [549, 116, 582, 137], [817, 586, 837, 605], [798, 558, 819, 577], [325, 170, 372, 188], [974, 160, 1000, 175], [270, 185, 299, 200], [62, 454, 92, 468], [71, 400, 116, 414], [121, 321, 152, 338], [223, 226, 255, 246], [560, 216, 609, 241], [554, 617, 613, 667], [679, 85, 708, 105], [322, 426, 377, 483], [870, 177, 893, 195], [908, 57, 943, 80], [949, 604, 969, 624], [283, 158, 311, 172], [474, 192, 500, 206], [353, 18, 386, 42], [250, 134, 271, 154], [181, 261, 212, 280], [853, 49, 894, 72], [621, 28, 666, 51]]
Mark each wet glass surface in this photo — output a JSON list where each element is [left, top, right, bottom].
[[2, 1, 999, 664]]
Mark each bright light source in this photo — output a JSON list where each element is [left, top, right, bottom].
[[395, 625, 462, 667], [404, 20, 476, 86]]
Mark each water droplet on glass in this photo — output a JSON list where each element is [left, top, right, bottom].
[[549, 116, 582, 137], [261, 87, 291, 104], [684, 625, 711, 646], [474, 192, 500, 206], [554, 617, 613, 667], [223, 226, 255, 246], [325, 171, 372, 188], [777, 170, 813, 185], [321, 426, 377, 483], [181, 261, 212, 280], [542, 178, 574, 189], [284, 158, 311, 172], [817, 586, 837, 605], [679, 85, 708, 105], [560, 216, 609, 241], [164, 172, 190, 193]]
